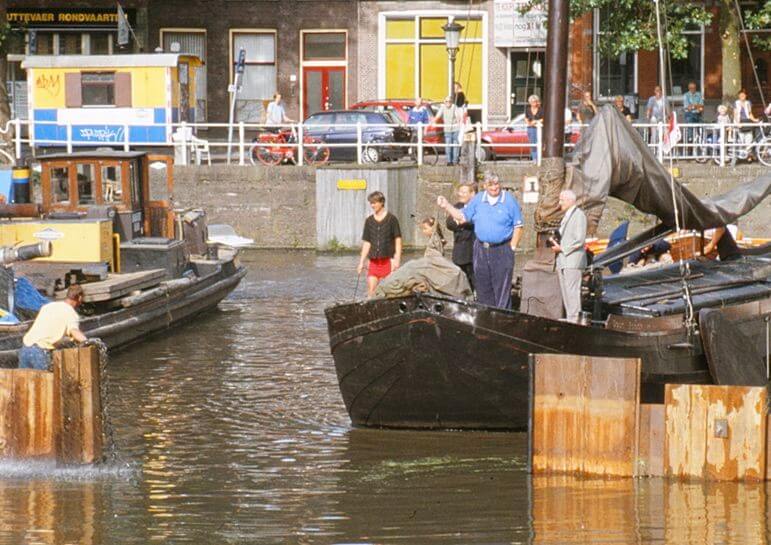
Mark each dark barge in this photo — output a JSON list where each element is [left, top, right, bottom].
[[325, 109, 771, 430]]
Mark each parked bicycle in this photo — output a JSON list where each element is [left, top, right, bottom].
[[694, 119, 771, 167], [250, 128, 330, 166]]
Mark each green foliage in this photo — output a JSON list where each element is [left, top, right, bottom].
[[520, 0, 712, 59], [325, 237, 349, 253], [745, 3, 770, 51]]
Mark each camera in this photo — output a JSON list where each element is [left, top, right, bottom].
[[545, 229, 561, 248]]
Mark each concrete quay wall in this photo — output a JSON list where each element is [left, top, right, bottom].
[[173, 163, 769, 250]]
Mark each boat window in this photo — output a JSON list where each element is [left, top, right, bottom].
[[77, 163, 96, 205], [50, 167, 70, 204], [128, 161, 141, 207], [101, 164, 122, 204]]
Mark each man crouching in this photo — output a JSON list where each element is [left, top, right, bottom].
[[19, 284, 88, 370]]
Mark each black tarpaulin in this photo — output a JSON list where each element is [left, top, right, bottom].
[[569, 106, 771, 233]]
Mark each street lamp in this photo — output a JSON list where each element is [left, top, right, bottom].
[[442, 20, 464, 99]]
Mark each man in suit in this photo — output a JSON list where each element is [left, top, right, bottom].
[[549, 190, 587, 322], [446, 182, 477, 290]]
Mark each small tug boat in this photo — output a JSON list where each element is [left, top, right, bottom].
[[0, 151, 246, 364]]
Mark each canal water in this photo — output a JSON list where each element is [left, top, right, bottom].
[[0, 250, 768, 544]]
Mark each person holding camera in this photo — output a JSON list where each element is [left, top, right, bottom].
[[550, 190, 587, 323]]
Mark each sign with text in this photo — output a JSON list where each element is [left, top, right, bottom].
[[336, 179, 367, 190], [7, 8, 135, 30], [494, 0, 547, 48]]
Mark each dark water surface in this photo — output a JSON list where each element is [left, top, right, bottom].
[[0, 250, 767, 544]]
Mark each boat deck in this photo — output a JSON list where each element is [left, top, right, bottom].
[[602, 253, 771, 316]]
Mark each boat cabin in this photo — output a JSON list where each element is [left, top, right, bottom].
[[22, 54, 202, 148], [37, 151, 174, 241]]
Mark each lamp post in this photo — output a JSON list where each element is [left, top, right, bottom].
[[442, 21, 464, 99]]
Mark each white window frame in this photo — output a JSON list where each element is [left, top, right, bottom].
[[377, 10, 488, 126], [300, 29, 348, 119], [592, 8, 638, 100], [160, 28, 207, 122], [228, 28, 278, 102]]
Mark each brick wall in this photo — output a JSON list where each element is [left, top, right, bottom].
[[146, 0, 359, 124]]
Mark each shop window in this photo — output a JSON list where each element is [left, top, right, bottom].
[[60, 33, 82, 55], [51, 167, 70, 204], [162, 30, 207, 121], [384, 15, 484, 107], [77, 163, 96, 205], [101, 165, 122, 204], [90, 33, 112, 55], [81, 73, 115, 106], [303, 33, 346, 61], [33, 32, 55, 55]]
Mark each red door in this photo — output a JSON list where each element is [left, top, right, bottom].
[[303, 67, 346, 119]]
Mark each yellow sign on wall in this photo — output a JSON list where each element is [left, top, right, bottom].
[[337, 179, 367, 190]]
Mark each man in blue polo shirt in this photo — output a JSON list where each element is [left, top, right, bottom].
[[438, 173, 524, 309]]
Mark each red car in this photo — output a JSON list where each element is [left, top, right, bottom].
[[349, 99, 443, 145], [480, 113, 581, 161]]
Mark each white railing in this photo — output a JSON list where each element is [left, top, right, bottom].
[[2, 118, 769, 168]]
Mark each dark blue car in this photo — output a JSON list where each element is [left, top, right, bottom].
[[302, 110, 412, 163]]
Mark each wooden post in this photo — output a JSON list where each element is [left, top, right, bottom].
[[530, 354, 641, 478], [53, 346, 103, 465], [664, 384, 766, 481], [0, 369, 54, 459]]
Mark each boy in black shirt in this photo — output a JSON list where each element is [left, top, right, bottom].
[[357, 191, 402, 297]]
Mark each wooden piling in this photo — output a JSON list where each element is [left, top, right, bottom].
[[0, 345, 103, 465], [530, 354, 641, 478], [529, 353, 769, 482], [664, 384, 766, 481], [53, 346, 103, 465]]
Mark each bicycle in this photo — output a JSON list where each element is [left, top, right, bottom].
[[250, 128, 330, 166], [362, 134, 439, 165], [694, 120, 771, 167]]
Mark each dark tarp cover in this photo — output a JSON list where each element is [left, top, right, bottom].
[[569, 106, 771, 233]]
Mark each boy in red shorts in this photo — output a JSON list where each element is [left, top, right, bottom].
[[357, 191, 402, 297]]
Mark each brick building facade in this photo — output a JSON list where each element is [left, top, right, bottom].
[[5, 1, 769, 125]]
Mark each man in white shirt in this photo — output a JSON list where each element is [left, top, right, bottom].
[[19, 284, 87, 370], [265, 93, 294, 129]]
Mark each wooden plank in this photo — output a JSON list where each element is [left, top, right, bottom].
[[78, 346, 102, 463], [582, 356, 640, 477], [665, 384, 766, 481], [10, 370, 54, 458], [704, 386, 766, 481], [56, 348, 84, 465], [637, 403, 665, 477], [0, 371, 13, 458], [531, 354, 641, 478], [78, 269, 165, 302], [531, 354, 587, 474]]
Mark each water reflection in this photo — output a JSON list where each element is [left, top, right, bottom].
[[0, 251, 768, 544], [532, 475, 768, 545], [0, 481, 103, 544]]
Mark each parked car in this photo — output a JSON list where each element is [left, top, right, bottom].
[[303, 110, 412, 163], [350, 99, 443, 145], [480, 113, 581, 161]]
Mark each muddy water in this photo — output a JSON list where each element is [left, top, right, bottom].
[[0, 250, 767, 544]]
